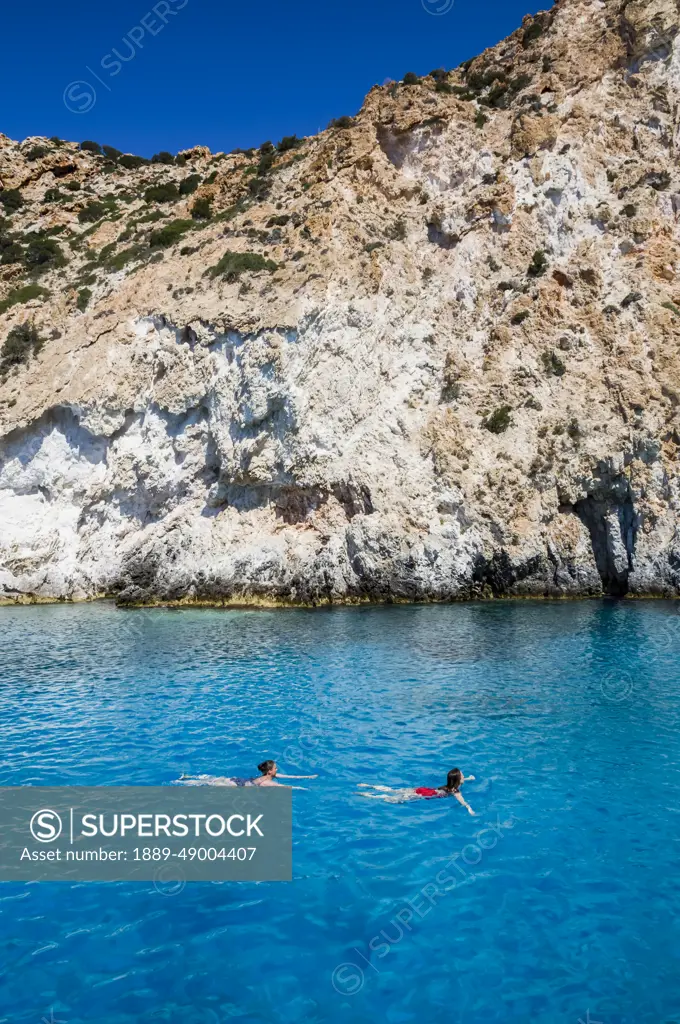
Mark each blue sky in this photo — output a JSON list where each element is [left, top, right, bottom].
[[1, 0, 547, 156]]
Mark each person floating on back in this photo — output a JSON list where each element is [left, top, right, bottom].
[[358, 768, 476, 814], [177, 759, 317, 790]]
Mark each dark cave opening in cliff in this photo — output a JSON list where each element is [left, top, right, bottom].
[[574, 496, 638, 598]]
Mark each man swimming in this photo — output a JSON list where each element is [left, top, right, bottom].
[[177, 759, 318, 790], [358, 768, 476, 814]]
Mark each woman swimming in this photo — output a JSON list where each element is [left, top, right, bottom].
[[177, 759, 318, 790], [358, 769, 476, 814], [251, 759, 318, 789]]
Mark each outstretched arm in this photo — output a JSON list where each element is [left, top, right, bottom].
[[276, 774, 318, 779], [463, 775, 475, 782], [454, 791, 475, 815]]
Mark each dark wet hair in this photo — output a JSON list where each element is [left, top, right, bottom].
[[442, 768, 462, 792], [258, 759, 277, 775]]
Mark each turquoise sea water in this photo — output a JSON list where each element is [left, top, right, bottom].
[[2, 600, 680, 1024]]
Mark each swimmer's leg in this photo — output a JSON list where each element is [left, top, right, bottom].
[[357, 784, 397, 792], [358, 790, 414, 803], [175, 775, 237, 787]]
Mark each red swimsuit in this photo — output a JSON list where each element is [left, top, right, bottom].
[[414, 787, 440, 798]]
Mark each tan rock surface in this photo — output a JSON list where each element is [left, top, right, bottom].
[[1, 0, 680, 603]]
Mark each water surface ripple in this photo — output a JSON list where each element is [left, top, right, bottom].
[[1, 600, 679, 1023]]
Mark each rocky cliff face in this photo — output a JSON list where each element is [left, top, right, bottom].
[[2, 0, 680, 604]]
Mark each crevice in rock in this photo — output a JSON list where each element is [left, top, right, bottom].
[[376, 121, 444, 170], [427, 221, 460, 249], [471, 549, 544, 596], [207, 480, 374, 523], [574, 494, 639, 597], [0, 405, 108, 468]]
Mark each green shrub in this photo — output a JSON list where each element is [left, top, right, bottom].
[[152, 151, 175, 165], [209, 250, 277, 281], [567, 418, 581, 441], [102, 145, 122, 160], [149, 219, 194, 248], [430, 68, 449, 82], [386, 218, 407, 241], [528, 249, 548, 276], [522, 21, 543, 46], [248, 176, 269, 199], [80, 141, 102, 154], [511, 310, 530, 325], [483, 406, 513, 433], [277, 135, 301, 153], [0, 283, 49, 314], [484, 83, 508, 107], [508, 73, 533, 94], [622, 203, 637, 218], [106, 244, 147, 271], [467, 67, 505, 91], [144, 183, 179, 204], [475, 112, 488, 129], [133, 209, 165, 226], [0, 221, 21, 262], [435, 81, 454, 94], [118, 154, 148, 170], [402, 72, 420, 85], [0, 321, 44, 373], [43, 188, 63, 203], [621, 291, 642, 308], [49, 136, 64, 145], [77, 288, 92, 311], [0, 240, 22, 265], [179, 174, 201, 195], [257, 149, 276, 176], [191, 197, 212, 220], [541, 350, 566, 376], [662, 301, 680, 317], [78, 201, 107, 223], [22, 234, 66, 274], [328, 116, 354, 129], [0, 189, 24, 214], [26, 145, 49, 161], [97, 242, 117, 262], [66, 180, 82, 191], [267, 214, 290, 227]]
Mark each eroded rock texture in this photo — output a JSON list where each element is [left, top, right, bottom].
[[2, 0, 680, 603]]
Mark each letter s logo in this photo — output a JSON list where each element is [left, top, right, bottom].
[[30, 809, 63, 843], [63, 81, 97, 114]]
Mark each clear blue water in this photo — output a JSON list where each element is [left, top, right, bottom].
[[2, 600, 680, 1024]]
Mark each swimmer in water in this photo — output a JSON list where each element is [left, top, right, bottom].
[[177, 759, 318, 790], [251, 759, 318, 789], [357, 769, 476, 814]]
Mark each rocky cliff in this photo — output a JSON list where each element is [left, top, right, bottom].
[[1, 0, 680, 605]]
